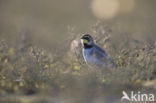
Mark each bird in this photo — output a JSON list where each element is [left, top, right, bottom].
[[81, 34, 114, 69]]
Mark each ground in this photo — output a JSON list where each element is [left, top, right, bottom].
[[0, 23, 156, 103]]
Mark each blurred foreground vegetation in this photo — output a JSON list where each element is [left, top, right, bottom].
[[0, 23, 156, 103]]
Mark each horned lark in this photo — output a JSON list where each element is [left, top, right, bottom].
[[81, 34, 114, 69]]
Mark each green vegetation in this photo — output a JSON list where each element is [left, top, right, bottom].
[[0, 23, 156, 103]]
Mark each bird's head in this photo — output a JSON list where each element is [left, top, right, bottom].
[[81, 34, 94, 48]]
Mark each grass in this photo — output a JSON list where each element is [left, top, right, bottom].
[[0, 23, 156, 103]]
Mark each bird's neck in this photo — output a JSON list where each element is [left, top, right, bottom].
[[84, 44, 93, 49]]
